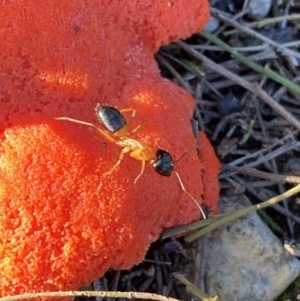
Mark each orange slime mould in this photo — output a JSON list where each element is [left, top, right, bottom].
[[0, 0, 219, 297]]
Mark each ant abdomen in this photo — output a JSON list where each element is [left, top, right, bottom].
[[96, 105, 127, 133]]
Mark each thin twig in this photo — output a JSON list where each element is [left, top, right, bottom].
[[224, 14, 300, 34], [244, 141, 300, 168], [211, 8, 300, 60], [0, 291, 181, 301], [233, 175, 300, 225], [227, 131, 296, 166], [190, 41, 300, 52], [174, 273, 218, 301], [176, 40, 300, 131], [155, 53, 193, 93], [199, 31, 300, 94], [222, 164, 300, 184]]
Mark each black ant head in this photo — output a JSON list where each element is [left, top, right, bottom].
[[152, 149, 205, 217], [96, 105, 127, 133], [152, 149, 175, 177]]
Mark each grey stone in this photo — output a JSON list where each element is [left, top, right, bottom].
[[204, 17, 219, 33], [204, 195, 300, 301], [248, 0, 272, 19]]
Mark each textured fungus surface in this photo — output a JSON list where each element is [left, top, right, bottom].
[[0, 0, 219, 296]]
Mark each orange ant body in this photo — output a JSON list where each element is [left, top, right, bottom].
[[55, 104, 205, 217]]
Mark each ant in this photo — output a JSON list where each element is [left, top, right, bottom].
[[55, 104, 206, 218]]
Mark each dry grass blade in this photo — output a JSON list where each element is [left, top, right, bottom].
[[222, 164, 300, 184], [161, 214, 225, 239], [173, 273, 219, 301], [184, 184, 300, 242]]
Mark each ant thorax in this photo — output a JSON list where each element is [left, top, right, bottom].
[[116, 138, 157, 160]]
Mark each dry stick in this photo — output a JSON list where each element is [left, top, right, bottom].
[[211, 8, 300, 60], [199, 30, 300, 94], [0, 291, 181, 301], [221, 180, 275, 188], [204, 74, 261, 92], [93, 279, 109, 301], [199, 7, 250, 55], [174, 273, 218, 301], [194, 81, 206, 132], [220, 140, 300, 179], [155, 53, 192, 94], [233, 175, 300, 225], [159, 51, 203, 78], [225, 14, 300, 35], [281, 0, 293, 29], [194, 236, 208, 292], [176, 41, 300, 131], [111, 270, 121, 301], [190, 41, 300, 52], [254, 72, 293, 234], [212, 113, 236, 141], [153, 251, 164, 295], [205, 50, 277, 81], [244, 141, 300, 168], [222, 164, 300, 184], [271, 158, 294, 236], [226, 131, 296, 167], [203, 77, 224, 98], [273, 203, 300, 224]]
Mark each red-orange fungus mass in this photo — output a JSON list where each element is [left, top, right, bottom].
[[0, 0, 220, 297]]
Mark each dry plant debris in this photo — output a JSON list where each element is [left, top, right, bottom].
[[84, 1, 300, 301], [2, 0, 300, 300]]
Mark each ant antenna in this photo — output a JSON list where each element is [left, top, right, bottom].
[[174, 171, 207, 219], [174, 147, 196, 164], [174, 152, 188, 164]]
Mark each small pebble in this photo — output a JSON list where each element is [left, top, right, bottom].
[[218, 92, 243, 116], [204, 17, 219, 33], [248, 0, 272, 19], [284, 158, 300, 176]]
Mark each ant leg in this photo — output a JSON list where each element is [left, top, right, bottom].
[[134, 156, 146, 185], [98, 147, 130, 189], [120, 108, 136, 131], [55, 117, 96, 128], [95, 127, 117, 143], [55, 116, 117, 143], [120, 108, 136, 114], [131, 121, 147, 138], [119, 108, 147, 137], [129, 150, 146, 185]]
